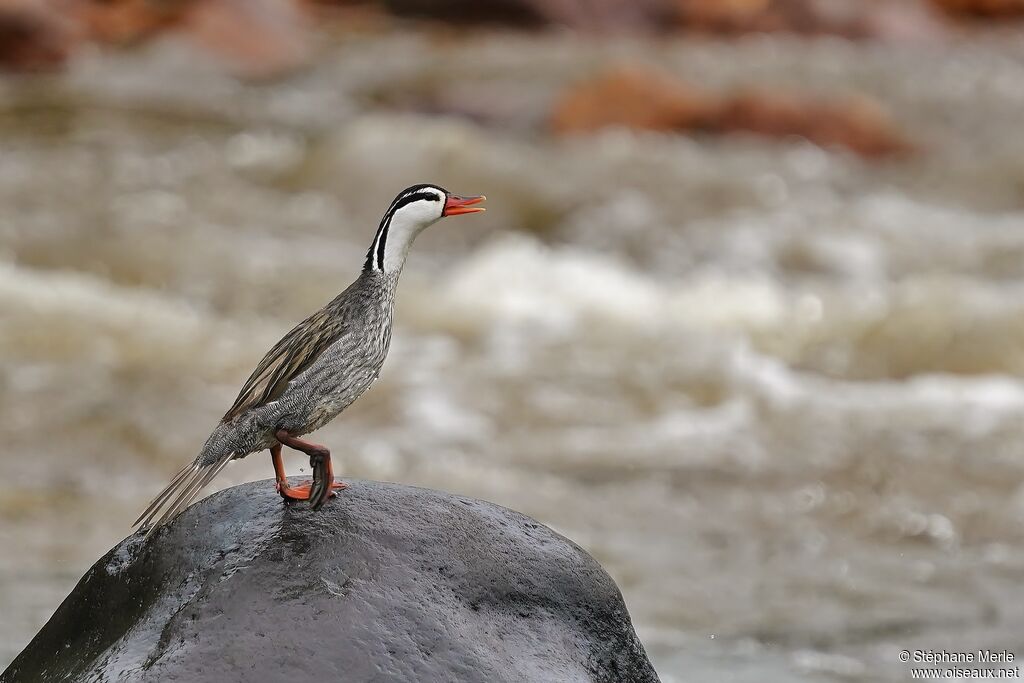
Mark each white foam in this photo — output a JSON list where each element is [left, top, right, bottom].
[[438, 235, 792, 337], [0, 260, 205, 333]]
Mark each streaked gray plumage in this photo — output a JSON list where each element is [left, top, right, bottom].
[[135, 184, 485, 534]]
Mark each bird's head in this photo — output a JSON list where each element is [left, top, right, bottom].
[[365, 184, 486, 273], [388, 184, 486, 224]]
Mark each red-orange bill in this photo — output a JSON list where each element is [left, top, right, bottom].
[[444, 194, 486, 216]]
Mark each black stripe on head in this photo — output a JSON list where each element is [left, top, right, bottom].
[[366, 185, 447, 271], [391, 183, 449, 206]]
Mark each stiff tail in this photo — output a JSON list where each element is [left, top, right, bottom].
[[134, 453, 234, 537]]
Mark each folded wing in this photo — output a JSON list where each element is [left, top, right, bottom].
[[223, 307, 349, 422]]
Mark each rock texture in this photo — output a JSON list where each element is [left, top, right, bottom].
[[1, 479, 659, 683], [0, 0, 310, 75], [550, 66, 718, 135], [0, 0, 80, 71], [550, 65, 915, 158]]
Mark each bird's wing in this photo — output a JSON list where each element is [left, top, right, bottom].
[[222, 307, 348, 422]]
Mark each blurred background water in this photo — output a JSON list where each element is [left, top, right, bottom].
[[3, 1, 1024, 681]]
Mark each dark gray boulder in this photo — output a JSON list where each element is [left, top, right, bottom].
[[2, 479, 659, 683]]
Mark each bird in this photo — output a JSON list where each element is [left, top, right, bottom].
[[134, 184, 485, 535]]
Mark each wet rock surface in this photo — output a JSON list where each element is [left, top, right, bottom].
[[0, 479, 659, 683]]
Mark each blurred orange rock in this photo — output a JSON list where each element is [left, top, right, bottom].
[[185, 0, 311, 78], [75, 0, 187, 44], [930, 0, 1024, 17], [719, 89, 914, 157], [78, 0, 310, 75], [0, 0, 80, 70], [551, 66, 914, 158], [0, 0, 312, 75], [676, 0, 821, 34], [551, 66, 719, 134]]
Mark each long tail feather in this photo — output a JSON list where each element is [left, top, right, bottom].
[[156, 458, 229, 528], [135, 454, 234, 537], [133, 462, 195, 527]]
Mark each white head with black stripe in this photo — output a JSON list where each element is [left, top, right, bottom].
[[365, 184, 486, 274]]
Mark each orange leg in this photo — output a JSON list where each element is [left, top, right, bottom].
[[272, 443, 313, 501], [273, 430, 347, 509]]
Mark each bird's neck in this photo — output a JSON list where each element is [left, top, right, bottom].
[[363, 211, 436, 277], [356, 266, 400, 299]]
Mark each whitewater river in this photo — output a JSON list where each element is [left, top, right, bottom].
[[2, 29, 1024, 682]]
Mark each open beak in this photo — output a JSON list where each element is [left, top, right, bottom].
[[443, 194, 486, 216]]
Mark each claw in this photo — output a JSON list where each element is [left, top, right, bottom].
[[278, 480, 312, 501], [309, 453, 332, 511], [276, 479, 346, 503]]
